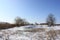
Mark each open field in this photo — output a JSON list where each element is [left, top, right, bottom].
[[0, 25, 60, 40]]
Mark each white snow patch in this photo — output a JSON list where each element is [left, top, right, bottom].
[[0, 25, 60, 40]]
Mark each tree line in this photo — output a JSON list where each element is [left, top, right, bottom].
[[0, 13, 56, 29], [14, 13, 56, 27]]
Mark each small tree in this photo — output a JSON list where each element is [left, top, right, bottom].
[[15, 16, 29, 26], [35, 22, 38, 25], [46, 14, 56, 27]]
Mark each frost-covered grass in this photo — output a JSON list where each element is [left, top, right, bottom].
[[0, 25, 60, 40]]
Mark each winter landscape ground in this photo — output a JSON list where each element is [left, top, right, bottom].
[[0, 25, 60, 40]]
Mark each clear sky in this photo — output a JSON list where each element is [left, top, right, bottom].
[[0, 0, 60, 23]]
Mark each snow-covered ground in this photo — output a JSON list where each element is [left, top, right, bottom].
[[0, 25, 60, 40]]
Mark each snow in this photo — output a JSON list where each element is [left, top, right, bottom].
[[0, 25, 60, 40]]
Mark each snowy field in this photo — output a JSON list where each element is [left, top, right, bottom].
[[0, 25, 60, 40]]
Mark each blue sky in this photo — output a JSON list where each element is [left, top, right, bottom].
[[0, 0, 60, 23]]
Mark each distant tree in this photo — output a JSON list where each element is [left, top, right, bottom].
[[46, 14, 56, 27], [15, 16, 29, 26], [35, 22, 38, 25]]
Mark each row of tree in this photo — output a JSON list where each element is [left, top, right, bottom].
[[0, 14, 56, 29], [14, 14, 56, 27]]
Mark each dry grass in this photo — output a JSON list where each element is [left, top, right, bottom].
[[46, 30, 60, 40], [21, 28, 46, 32]]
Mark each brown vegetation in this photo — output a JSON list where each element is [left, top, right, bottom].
[[0, 23, 28, 29], [22, 28, 46, 32], [46, 30, 60, 40], [0, 24, 15, 29]]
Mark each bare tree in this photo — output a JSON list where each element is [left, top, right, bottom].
[[15, 16, 29, 26], [46, 14, 56, 27], [35, 22, 38, 25]]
